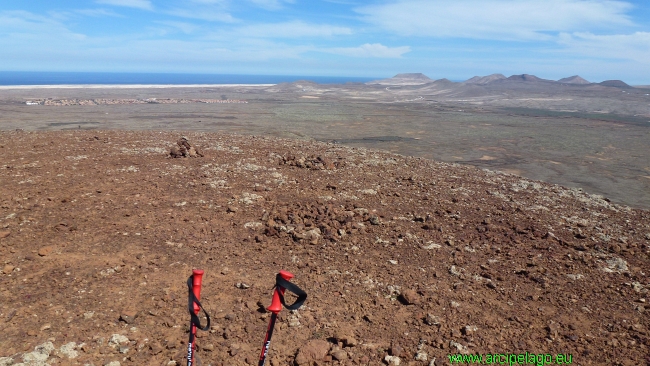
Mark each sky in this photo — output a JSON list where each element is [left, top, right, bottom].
[[2, 0, 650, 83]]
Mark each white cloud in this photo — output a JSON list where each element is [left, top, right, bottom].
[[248, 0, 295, 11], [95, 0, 153, 11], [190, 0, 227, 3], [357, 0, 635, 41], [154, 21, 200, 34], [0, 10, 86, 40], [327, 43, 411, 58], [74, 8, 124, 17], [558, 31, 650, 63], [82, 38, 312, 70], [323, 0, 362, 4], [166, 7, 238, 22], [0, 11, 312, 71], [236, 21, 352, 38]]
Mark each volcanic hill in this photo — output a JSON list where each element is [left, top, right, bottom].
[[599, 80, 632, 88], [558, 76, 591, 85], [463, 74, 507, 85], [0, 130, 649, 366]]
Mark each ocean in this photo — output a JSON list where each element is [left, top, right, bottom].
[[0, 72, 376, 86]]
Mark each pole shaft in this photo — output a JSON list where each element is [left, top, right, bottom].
[[258, 312, 278, 366], [188, 321, 196, 366]]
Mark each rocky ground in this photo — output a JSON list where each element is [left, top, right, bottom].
[[0, 130, 649, 366]]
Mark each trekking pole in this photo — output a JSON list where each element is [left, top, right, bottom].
[[187, 269, 211, 366], [258, 270, 307, 366]]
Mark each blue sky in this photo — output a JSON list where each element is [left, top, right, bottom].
[[2, 0, 650, 83]]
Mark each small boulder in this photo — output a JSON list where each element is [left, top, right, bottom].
[[38, 246, 54, 257], [169, 146, 182, 158], [119, 309, 138, 324], [399, 289, 419, 305], [334, 327, 358, 347], [385, 355, 401, 365], [58, 342, 79, 359], [389, 343, 403, 357], [463, 325, 478, 336], [108, 334, 130, 348], [2, 265, 15, 274], [424, 314, 440, 326], [295, 340, 331, 366], [305, 228, 321, 245], [415, 350, 428, 362], [369, 215, 381, 225], [330, 348, 348, 361]]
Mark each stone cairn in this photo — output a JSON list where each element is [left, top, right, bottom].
[[169, 137, 204, 158]]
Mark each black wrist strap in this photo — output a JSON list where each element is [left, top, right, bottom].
[[187, 275, 211, 331], [275, 274, 307, 311]]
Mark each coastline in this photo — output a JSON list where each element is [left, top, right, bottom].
[[0, 83, 275, 90]]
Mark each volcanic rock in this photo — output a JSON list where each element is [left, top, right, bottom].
[[119, 310, 138, 324], [399, 289, 419, 305], [2, 265, 14, 274], [38, 246, 54, 256], [169, 136, 203, 158], [295, 339, 331, 365], [330, 348, 348, 361]]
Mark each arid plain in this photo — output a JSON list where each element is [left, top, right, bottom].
[[1, 75, 650, 365], [1, 74, 649, 209]]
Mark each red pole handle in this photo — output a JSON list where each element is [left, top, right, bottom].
[[192, 269, 204, 315], [267, 270, 293, 313]]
